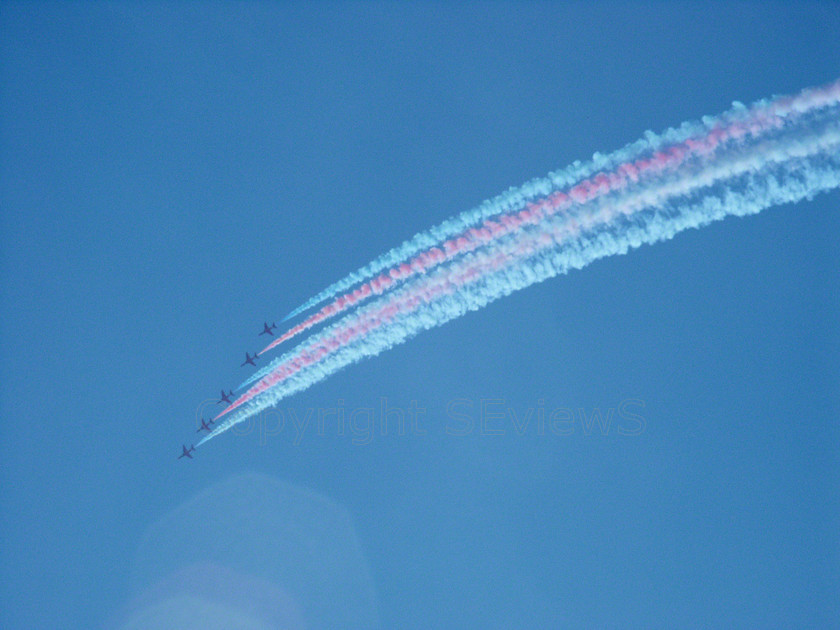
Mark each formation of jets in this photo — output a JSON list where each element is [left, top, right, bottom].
[[179, 320, 278, 460]]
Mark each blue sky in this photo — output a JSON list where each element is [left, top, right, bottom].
[[1, 2, 838, 628]]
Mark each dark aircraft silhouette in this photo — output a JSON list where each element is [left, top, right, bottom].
[[260, 322, 278, 336], [196, 418, 214, 433], [241, 352, 258, 367], [217, 390, 234, 405], [178, 444, 196, 459]]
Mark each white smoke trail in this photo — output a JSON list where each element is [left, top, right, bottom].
[[238, 111, 840, 392], [200, 114, 840, 445], [282, 83, 839, 321]]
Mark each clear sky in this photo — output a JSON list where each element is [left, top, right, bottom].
[[1, 2, 838, 628]]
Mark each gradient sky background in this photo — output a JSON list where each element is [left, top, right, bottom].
[[1, 2, 838, 628]]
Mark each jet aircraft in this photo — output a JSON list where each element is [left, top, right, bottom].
[[260, 322, 277, 336], [217, 390, 234, 405], [241, 352, 258, 367], [178, 444, 196, 459], [196, 418, 214, 433]]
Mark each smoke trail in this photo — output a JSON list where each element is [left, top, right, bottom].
[[241, 91, 840, 391], [282, 81, 839, 322], [220, 141, 839, 426], [267, 82, 839, 369], [202, 80, 840, 446], [260, 111, 781, 360]]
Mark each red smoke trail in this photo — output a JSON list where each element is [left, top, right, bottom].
[[259, 108, 789, 357], [216, 128, 840, 423], [217, 244, 518, 421], [224, 100, 840, 423], [201, 78, 840, 447], [222, 157, 707, 422]]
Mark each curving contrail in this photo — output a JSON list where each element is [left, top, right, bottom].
[[256, 81, 836, 366], [279, 80, 839, 325], [202, 79, 840, 446]]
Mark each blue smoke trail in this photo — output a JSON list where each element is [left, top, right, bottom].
[[203, 80, 840, 445]]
